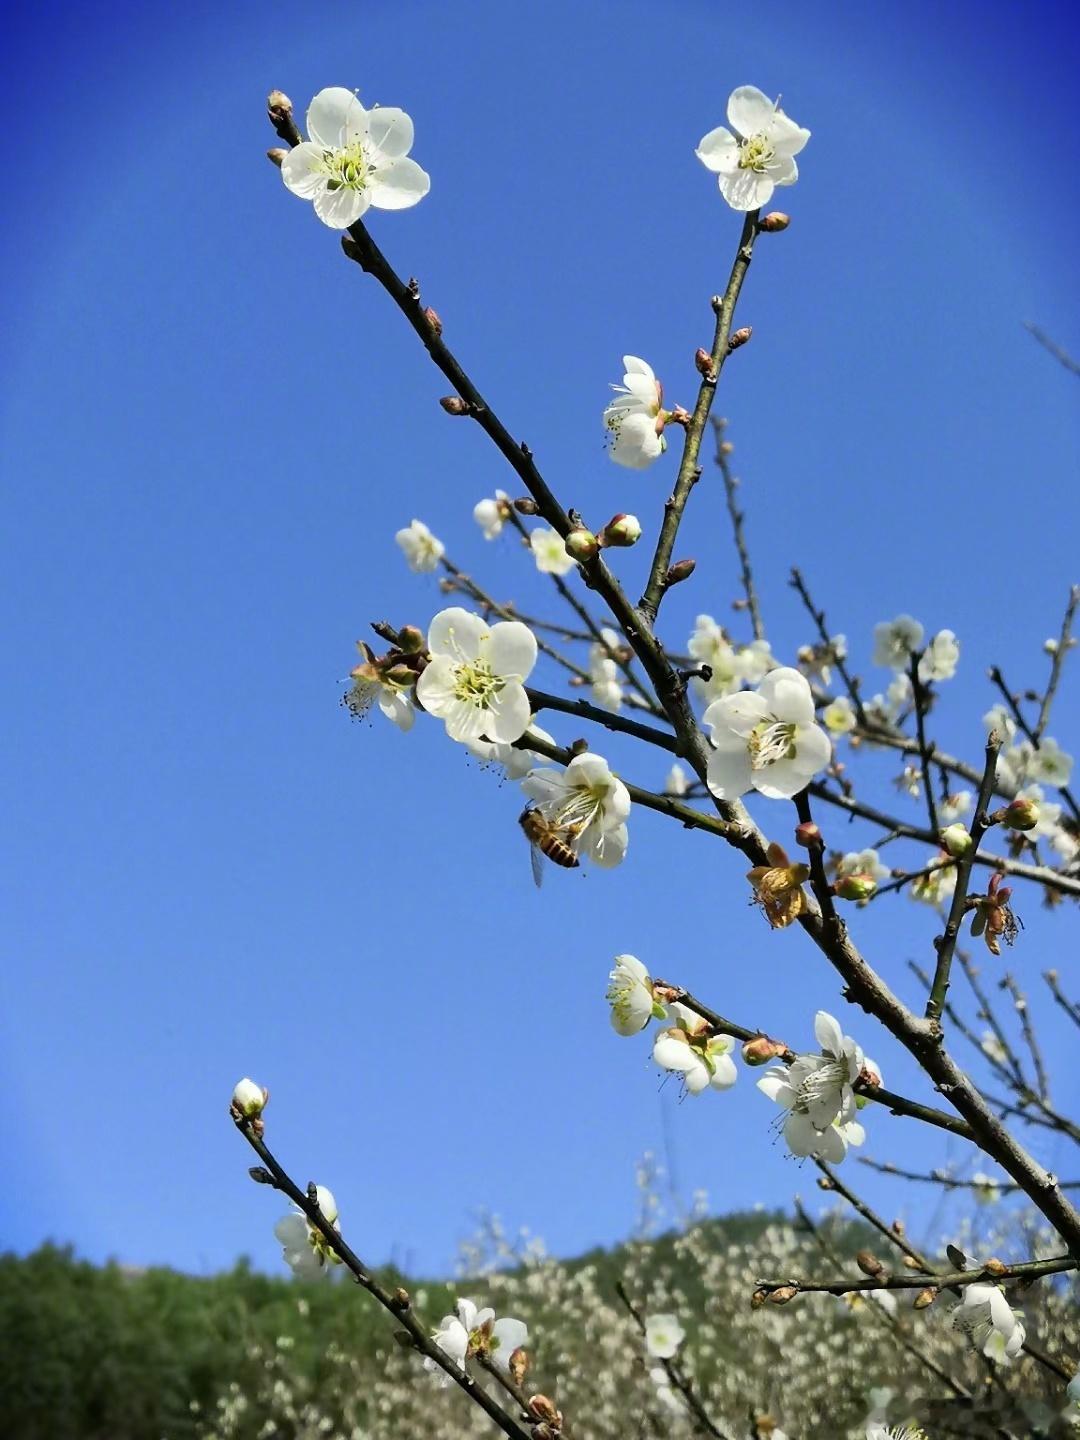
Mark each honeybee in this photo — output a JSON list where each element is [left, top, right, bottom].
[[518, 806, 583, 887]]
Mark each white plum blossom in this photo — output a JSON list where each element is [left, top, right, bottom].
[[1030, 736, 1074, 788], [607, 954, 664, 1036], [603, 357, 669, 470], [274, 1186, 341, 1279], [521, 751, 631, 868], [664, 763, 689, 797], [918, 629, 960, 683], [466, 725, 554, 781], [473, 491, 508, 540], [971, 1171, 1002, 1204], [417, 607, 537, 744], [940, 790, 973, 823], [231, 1077, 267, 1118], [797, 634, 847, 687], [704, 667, 830, 801], [983, 703, 1018, 745], [644, 1313, 685, 1358], [529, 527, 575, 575], [757, 1011, 875, 1164], [281, 87, 430, 228], [347, 662, 416, 732], [835, 848, 890, 901], [980, 1030, 1008, 1066], [649, 1366, 687, 1414], [688, 616, 774, 703], [653, 1003, 737, 1096], [395, 519, 444, 573], [696, 86, 810, 212], [426, 1299, 527, 1379], [589, 630, 624, 711], [872, 615, 924, 670], [952, 1284, 1025, 1365], [823, 695, 857, 735], [910, 852, 958, 908]]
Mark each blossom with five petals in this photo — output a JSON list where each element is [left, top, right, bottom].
[[521, 752, 630, 868], [607, 954, 665, 1036], [704, 667, 830, 800], [653, 1003, 738, 1096], [426, 1298, 528, 1380], [603, 357, 670, 470], [395, 519, 444, 573], [952, 1284, 1025, 1365], [757, 1011, 878, 1163], [281, 87, 430, 228], [274, 1186, 341, 1279], [530, 527, 575, 575], [696, 86, 810, 212], [417, 607, 537, 744]]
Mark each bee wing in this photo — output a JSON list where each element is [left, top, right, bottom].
[[529, 842, 545, 889]]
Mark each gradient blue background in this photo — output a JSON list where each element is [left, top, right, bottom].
[[3, 0, 1078, 1276]]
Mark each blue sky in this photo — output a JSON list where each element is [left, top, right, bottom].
[[3, 0, 1079, 1277]]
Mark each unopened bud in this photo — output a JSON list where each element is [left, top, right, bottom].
[[941, 823, 974, 858], [267, 90, 293, 119], [913, 1287, 938, 1310], [383, 663, 415, 687], [393, 1329, 414, 1348], [758, 212, 791, 232], [750, 1287, 769, 1308], [439, 395, 470, 416], [600, 513, 642, 547], [528, 1395, 561, 1426], [248, 1166, 275, 1185], [694, 347, 715, 378], [397, 625, 425, 654], [794, 821, 820, 849], [266, 147, 288, 168], [741, 1036, 788, 1066], [856, 1250, 884, 1278], [565, 529, 599, 563], [902, 1255, 922, 1270], [728, 326, 753, 352], [836, 873, 877, 902], [422, 306, 442, 336], [232, 1078, 268, 1119], [719, 439, 735, 455], [1003, 797, 1039, 831], [816, 1176, 836, 1191], [514, 496, 540, 515], [767, 1285, 799, 1306], [984, 1256, 1007, 1276], [508, 1346, 529, 1386], [665, 558, 696, 588], [393, 1286, 411, 1307]]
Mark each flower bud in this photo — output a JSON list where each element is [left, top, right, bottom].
[[758, 212, 791, 232], [741, 1036, 788, 1066], [422, 306, 442, 336], [665, 558, 696, 587], [750, 1287, 769, 1308], [835, 873, 877, 903], [984, 1256, 1007, 1276], [767, 1285, 798, 1306], [728, 326, 753, 352], [383, 663, 415, 687], [232, 1078, 268, 1119], [600, 513, 642, 548], [267, 90, 294, 119], [912, 1287, 938, 1310], [266, 147, 288, 168], [393, 1286, 411, 1308], [514, 496, 540, 515], [248, 1165, 274, 1185], [1003, 796, 1039, 831], [528, 1395, 561, 1426], [941, 823, 974, 858], [719, 439, 735, 456], [439, 395, 470, 416], [902, 1255, 922, 1270], [856, 1250, 884, 1278], [694, 347, 715, 378], [794, 821, 820, 849], [508, 1346, 529, 1385], [564, 529, 599, 563], [397, 624, 425, 654]]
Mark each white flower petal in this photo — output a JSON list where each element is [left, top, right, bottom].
[[485, 682, 531, 743], [486, 621, 538, 681], [307, 87, 366, 149], [814, 1011, 845, 1057], [695, 126, 739, 174], [366, 106, 414, 159], [718, 169, 774, 212], [726, 85, 777, 139], [428, 608, 487, 662], [314, 184, 369, 229], [368, 156, 431, 210], [281, 142, 328, 199], [706, 746, 753, 800], [758, 667, 814, 725]]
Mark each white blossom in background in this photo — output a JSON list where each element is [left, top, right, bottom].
[[688, 616, 774, 703], [952, 1284, 1025, 1365], [274, 1186, 341, 1279], [530, 527, 575, 575], [649, 1366, 687, 1415], [607, 954, 664, 1036], [971, 1172, 1003, 1204], [466, 725, 554, 781], [1029, 736, 1074, 787], [695, 86, 810, 211], [910, 852, 958, 908], [281, 87, 430, 228], [797, 634, 846, 687], [653, 1003, 737, 1096], [664, 762, 689, 796], [589, 629, 624, 712], [417, 607, 537, 744], [872, 615, 924, 671], [980, 1030, 1008, 1066], [473, 491, 508, 540], [918, 628, 960, 682], [983, 703, 1018, 745], [823, 695, 857, 735], [940, 790, 973, 823], [757, 1011, 875, 1164], [395, 518, 444, 573], [603, 357, 669, 469], [644, 1313, 686, 1358], [704, 667, 830, 800], [835, 848, 890, 901], [347, 661, 416, 732], [521, 751, 631, 867]]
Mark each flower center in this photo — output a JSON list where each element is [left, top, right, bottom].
[[548, 781, 608, 833], [321, 140, 369, 192], [453, 658, 501, 707], [748, 718, 797, 770], [737, 133, 775, 172], [793, 1058, 849, 1114]]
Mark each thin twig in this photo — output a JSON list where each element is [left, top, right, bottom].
[[788, 569, 866, 724], [909, 652, 940, 836], [755, 1253, 1074, 1298], [987, 664, 1080, 825], [1043, 970, 1080, 1031], [712, 418, 764, 641], [856, 1158, 1080, 1193], [1000, 973, 1050, 1101], [1024, 322, 1080, 378], [1035, 585, 1080, 741]]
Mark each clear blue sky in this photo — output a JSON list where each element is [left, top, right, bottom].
[[3, 0, 1078, 1277]]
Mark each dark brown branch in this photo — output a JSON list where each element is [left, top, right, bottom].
[[856, 1158, 1080, 1193], [525, 688, 677, 751], [639, 214, 759, 624], [756, 1253, 1074, 1298], [909, 652, 940, 836]]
